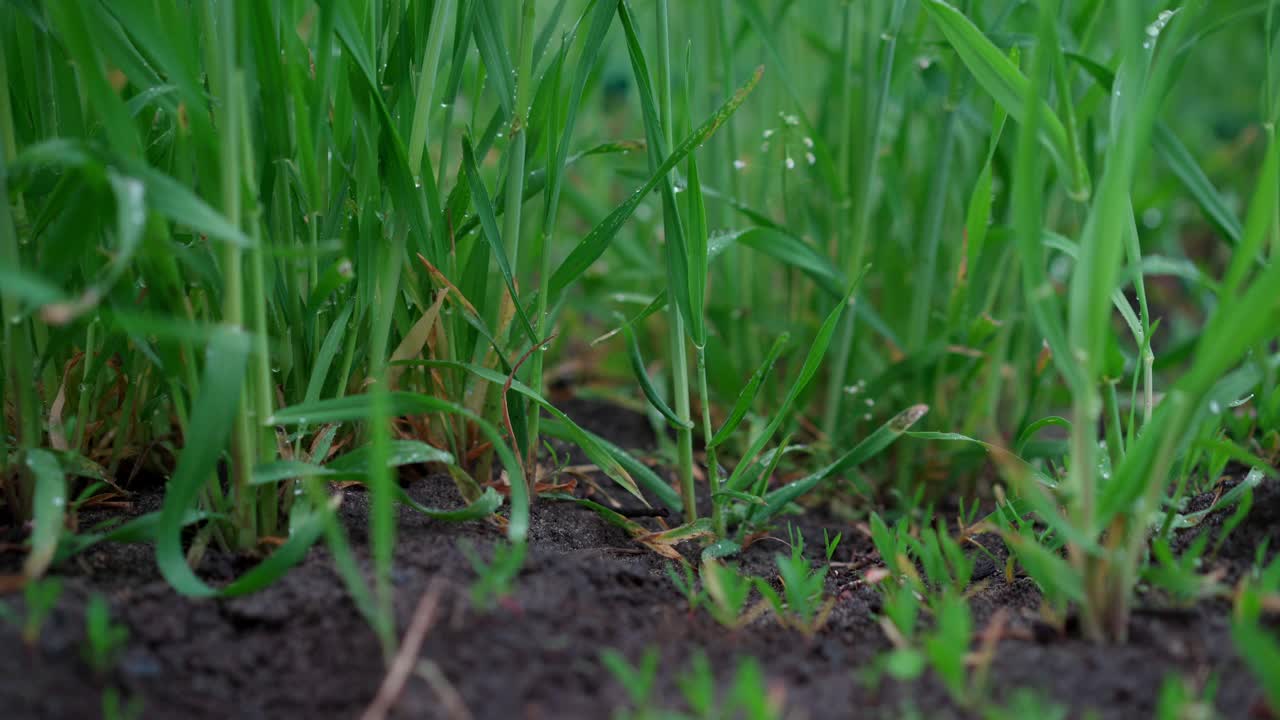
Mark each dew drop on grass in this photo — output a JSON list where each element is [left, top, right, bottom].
[[785, 156, 795, 170], [733, 159, 747, 171], [1209, 400, 1222, 415]]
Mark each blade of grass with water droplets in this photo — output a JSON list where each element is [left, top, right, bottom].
[[21, 449, 66, 579]]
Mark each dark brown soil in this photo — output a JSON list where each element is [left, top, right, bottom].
[[0, 397, 1271, 719]]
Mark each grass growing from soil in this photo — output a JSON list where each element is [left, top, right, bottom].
[[2, 0, 1280, 717]]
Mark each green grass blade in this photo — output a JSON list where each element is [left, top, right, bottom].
[[547, 65, 763, 300], [622, 321, 693, 430], [922, 0, 1087, 199], [755, 405, 928, 523], [461, 136, 539, 344], [21, 449, 66, 579], [725, 281, 860, 493], [272, 391, 530, 541], [709, 333, 789, 449]]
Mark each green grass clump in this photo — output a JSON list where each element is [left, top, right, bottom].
[[2, 0, 1279, 697]]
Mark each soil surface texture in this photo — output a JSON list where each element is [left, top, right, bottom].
[[0, 397, 1273, 719]]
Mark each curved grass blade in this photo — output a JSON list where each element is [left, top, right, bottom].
[[725, 279, 862, 494], [539, 418, 683, 511], [395, 486, 503, 522], [325, 440, 455, 475], [22, 449, 67, 579], [406, 360, 646, 504], [1014, 416, 1072, 456], [271, 391, 530, 542], [921, 0, 1087, 199], [754, 405, 927, 523], [622, 321, 692, 430], [709, 333, 790, 449], [155, 327, 325, 598]]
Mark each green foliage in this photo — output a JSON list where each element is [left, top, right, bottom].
[[1142, 536, 1225, 607], [1232, 554, 1280, 713], [82, 593, 128, 677], [603, 647, 780, 720], [2, 0, 1277, 693], [755, 526, 833, 635], [0, 577, 63, 647], [461, 540, 527, 611], [700, 558, 756, 630]]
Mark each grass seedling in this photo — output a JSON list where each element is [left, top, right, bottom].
[[755, 526, 834, 636], [1143, 536, 1225, 607], [666, 561, 703, 615], [700, 558, 757, 630], [0, 577, 63, 647], [604, 647, 780, 720], [82, 593, 128, 678], [1232, 554, 1280, 714], [461, 540, 527, 612]]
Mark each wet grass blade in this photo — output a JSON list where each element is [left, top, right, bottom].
[[272, 391, 530, 541], [153, 326, 325, 599], [754, 405, 928, 524], [623, 321, 693, 430], [461, 136, 539, 344], [547, 65, 763, 300], [709, 333, 790, 449], [922, 0, 1088, 199], [21, 449, 67, 579], [725, 280, 860, 494], [409, 360, 647, 504], [539, 419, 683, 511]]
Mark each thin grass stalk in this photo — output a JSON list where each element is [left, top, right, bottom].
[[504, 0, 536, 469], [239, 92, 277, 538], [0, 48, 38, 516], [207, 0, 257, 549], [526, 46, 563, 472], [655, 0, 697, 522], [822, 0, 906, 441], [711, 0, 751, 377]]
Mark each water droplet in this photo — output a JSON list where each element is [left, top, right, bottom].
[[733, 159, 747, 171], [784, 156, 795, 170], [762, 129, 775, 139], [806, 152, 816, 166], [1208, 401, 1221, 415], [802, 136, 814, 148]]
